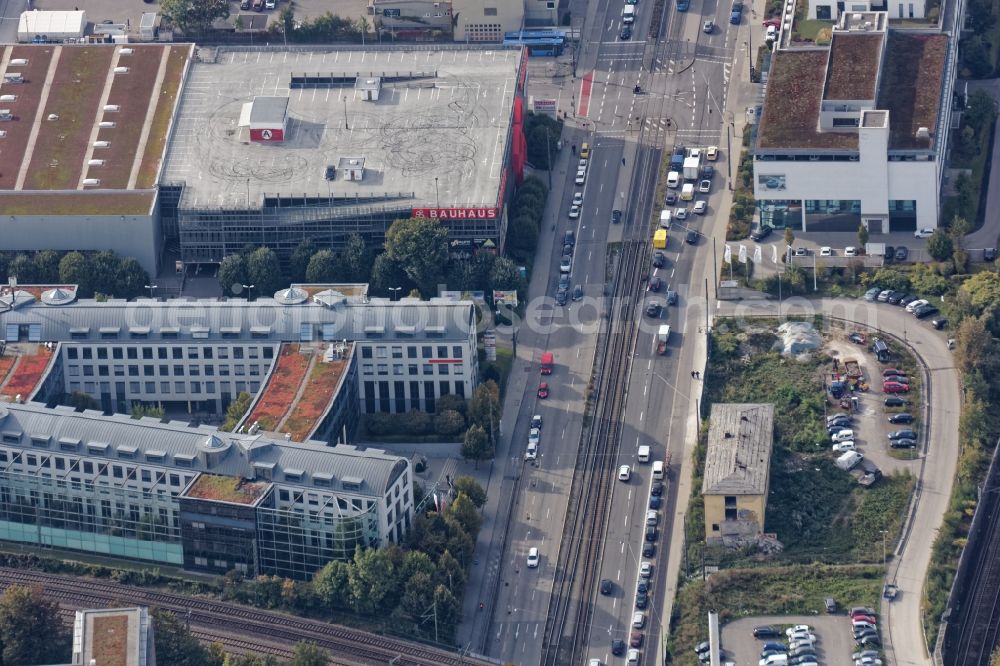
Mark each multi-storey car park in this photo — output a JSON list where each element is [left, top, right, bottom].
[[159, 45, 525, 271], [751, 11, 954, 233], [0, 43, 527, 276]]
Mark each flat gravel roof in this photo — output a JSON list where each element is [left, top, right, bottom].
[[162, 47, 522, 211]]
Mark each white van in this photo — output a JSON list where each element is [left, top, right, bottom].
[[652, 460, 665, 479], [666, 171, 680, 188], [680, 183, 695, 201], [659, 209, 672, 229], [623, 5, 636, 22], [638, 445, 651, 462]]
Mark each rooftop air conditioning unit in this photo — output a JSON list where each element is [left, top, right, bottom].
[[104, 105, 120, 112], [93, 140, 110, 148], [0, 131, 6, 138], [3, 73, 23, 84], [82, 179, 100, 187], [864, 21, 872, 29], [852, 12, 863, 19], [0, 110, 11, 121], [113, 66, 129, 74], [47, 114, 58, 121], [88, 159, 105, 166], [120, 48, 134, 55], [915, 127, 931, 138], [99, 121, 115, 128], [0, 95, 15, 102], [8, 59, 27, 66]]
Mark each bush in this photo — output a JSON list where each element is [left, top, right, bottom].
[[365, 413, 397, 436], [434, 409, 466, 437], [398, 410, 432, 436]]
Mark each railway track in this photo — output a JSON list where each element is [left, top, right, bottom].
[[0, 568, 495, 666], [942, 450, 1000, 666]]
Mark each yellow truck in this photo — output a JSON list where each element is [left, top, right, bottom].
[[653, 228, 667, 249]]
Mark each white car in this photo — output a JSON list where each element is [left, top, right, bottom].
[[831, 429, 855, 443], [698, 179, 711, 193], [785, 624, 812, 636], [627, 648, 640, 665], [560, 256, 572, 273], [819, 246, 832, 256], [572, 192, 584, 206], [706, 145, 718, 160], [844, 246, 858, 257], [525, 441, 538, 460], [639, 561, 653, 579], [526, 547, 539, 568], [575, 170, 586, 185], [645, 509, 659, 526], [788, 633, 816, 645], [914, 228, 934, 238], [689, 148, 702, 160], [618, 465, 631, 481], [693, 200, 707, 215], [528, 428, 540, 445], [578, 158, 588, 170], [906, 298, 929, 313], [632, 611, 646, 628], [667, 171, 680, 188], [674, 207, 688, 220], [568, 204, 580, 219], [833, 441, 856, 452]]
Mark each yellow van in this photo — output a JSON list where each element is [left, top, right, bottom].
[[653, 229, 667, 249]]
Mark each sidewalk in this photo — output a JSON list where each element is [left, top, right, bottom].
[[454, 127, 576, 654]]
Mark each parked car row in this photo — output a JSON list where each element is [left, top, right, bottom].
[[748, 624, 821, 666], [863, 287, 942, 322], [849, 607, 882, 654]]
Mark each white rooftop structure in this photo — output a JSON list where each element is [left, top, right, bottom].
[[17, 10, 86, 42]]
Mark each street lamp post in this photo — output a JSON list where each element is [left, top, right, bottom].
[[242, 284, 255, 301], [388, 287, 402, 302], [435, 177, 440, 209], [144, 284, 157, 299], [343, 96, 349, 130]]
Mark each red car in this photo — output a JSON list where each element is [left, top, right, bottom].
[[630, 630, 644, 648], [538, 382, 549, 399], [883, 381, 909, 393], [853, 613, 877, 624]]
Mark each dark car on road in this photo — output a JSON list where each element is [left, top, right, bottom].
[[899, 294, 917, 307], [645, 302, 662, 317], [644, 525, 657, 542], [895, 246, 909, 261], [932, 318, 948, 330], [915, 304, 939, 319], [884, 246, 895, 263], [652, 251, 667, 268], [891, 439, 917, 449], [600, 579, 612, 595], [750, 225, 772, 241], [612, 639, 626, 655], [986, 247, 998, 262], [642, 542, 656, 557], [665, 192, 678, 206], [887, 291, 905, 305], [612, 209, 622, 224], [555, 288, 568, 305], [651, 481, 664, 496], [686, 230, 699, 244], [885, 397, 912, 407], [889, 429, 917, 440], [730, 1, 744, 23], [888, 413, 913, 424], [648, 495, 661, 509], [619, 24, 632, 39], [649, 276, 663, 292]]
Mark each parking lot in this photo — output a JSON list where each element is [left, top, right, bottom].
[[720, 615, 858, 666], [825, 332, 922, 476]]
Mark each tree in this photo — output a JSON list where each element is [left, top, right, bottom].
[[289, 239, 318, 283], [469, 381, 500, 434], [460, 423, 493, 467], [313, 559, 352, 609], [67, 391, 100, 411], [505, 214, 539, 259], [288, 642, 330, 666], [150, 608, 220, 666], [453, 475, 486, 507], [245, 247, 283, 296], [305, 250, 339, 284], [961, 35, 992, 78], [0, 585, 70, 666], [926, 229, 954, 262], [6, 254, 35, 284], [221, 391, 253, 431], [59, 251, 93, 295], [90, 250, 121, 296], [783, 227, 795, 250], [956, 316, 994, 374], [384, 218, 450, 297], [116, 257, 150, 299], [225, 655, 280, 666], [399, 570, 436, 620], [436, 393, 467, 417], [434, 409, 467, 437], [960, 271, 1000, 315], [856, 223, 869, 249], [348, 546, 395, 613], [131, 403, 165, 420], [341, 233, 372, 283], [218, 254, 249, 297], [161, 0, 229, 35], [369, 253, 412, 297], [448, 492, 482, 535], [489, 257, 522, 293], [32, 250, 61, 283]]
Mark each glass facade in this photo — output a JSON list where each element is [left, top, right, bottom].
[[0, 471, 184, 564], [257, 506, 378, 581], [804, 199, 862, 231]]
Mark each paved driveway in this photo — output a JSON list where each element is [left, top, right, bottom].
[[717, 297, 960, 666]]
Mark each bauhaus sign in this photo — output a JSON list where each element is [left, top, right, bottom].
[[412, 207, 498, 220]]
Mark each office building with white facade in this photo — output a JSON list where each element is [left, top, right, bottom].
[[752, 12, 954, 233]]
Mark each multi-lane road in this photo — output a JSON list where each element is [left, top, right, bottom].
[[485, 0, 745, 661]]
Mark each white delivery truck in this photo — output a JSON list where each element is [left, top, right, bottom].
[[657, 325, 670, 354], [683, 155, 701, 180]]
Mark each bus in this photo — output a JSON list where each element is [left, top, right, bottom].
[[503, 30, 567, 56], [653, 229, 667, 249]]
